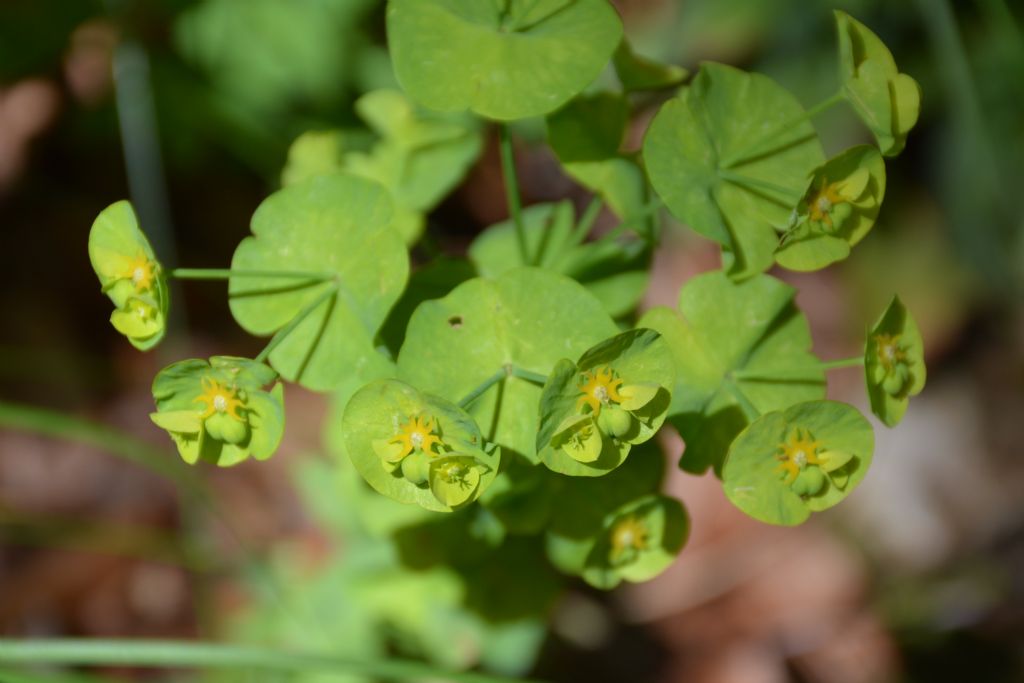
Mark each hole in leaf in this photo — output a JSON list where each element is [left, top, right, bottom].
[[448, 315, 463, 329]]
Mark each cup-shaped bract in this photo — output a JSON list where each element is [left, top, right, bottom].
[[722, 400, 874, 526], [836, 11, 921, 158], [776, 145, 886, 272], [150, 356, 284, 467], [581, 494, 689, 590], [865, 296, 926, 427], [342, 379, 500, 512], [88, 200, 169, 350], [387, 0, 623, 121], [537, 329, 674, 477]]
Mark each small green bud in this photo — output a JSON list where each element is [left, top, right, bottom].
[[401, 450, 430, 486], [791, 467, 826, 497], [598, 405, 634, 438]]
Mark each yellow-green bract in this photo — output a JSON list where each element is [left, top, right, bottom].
[[836, 10, 921, 157], [865, 296, 926, 427], [776, 145, 887, 272], [722, 400, 874, 526], [150, 356, 284, 467], [341, 379, 500, 512], [87, 200, 169, 350], [535, 329, 674, 477]]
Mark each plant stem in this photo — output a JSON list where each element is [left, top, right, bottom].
[[170, 268, 335, 282], [498, 124, 529, 265], [253, 286, 337, 364], [717, 170, 802, 205], [563, 196, 604, 252], [721, 91, 844, 169], [509, 366, 548, 385], [818, 356, 864, 370], [723, 380, 760, 421], [458, 368, 508, 409], [0, 639, 546, 683], [0, 401, 198, 493]]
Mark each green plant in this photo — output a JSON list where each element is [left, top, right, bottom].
[[75, 4, 927, 678]]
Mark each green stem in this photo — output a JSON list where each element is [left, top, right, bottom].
[[0, 639, 545, 683], [717, 170, 802, 205], [458, 368, 508, 409], [564, 196, 603, 252], [170, 268, 335, 282], [498, 125, 529, 265], [721, 91, 844, 169], [0, 401, 198, 494], [731, 356, 864, 381], [254, 286, 337, 364], [601, 199, 664, 243], [509, 366, 548, 385], [723, 380, 760, 421]]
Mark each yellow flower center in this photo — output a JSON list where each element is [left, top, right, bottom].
[[807, 179, 846, 227], [775, 428, 823, 484], [610, 516, 648, 562], [389, 414, 443, 460], [577, 366, 624, 415], [124, 252, 157, 292], [194, 377, 246, 421], [874, 333, 906, 373]]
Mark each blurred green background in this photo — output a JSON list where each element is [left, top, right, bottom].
[[1, 1, 1023, 681]]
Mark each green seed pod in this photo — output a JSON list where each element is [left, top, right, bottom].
[[599, 405, 634, 439], [791, 467, 826, 497], [401, 450, 430, 486], [204, 412, 248, 444]]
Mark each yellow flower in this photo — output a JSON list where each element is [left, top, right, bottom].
[[123, 251, 158, 292], [873, 333, 906, 373], [389, 414, 443, 460], [194, 377, 246, 421], [775, 428, 824, 484], [577, 365, 624, 415], [610, 516, 648, 562]]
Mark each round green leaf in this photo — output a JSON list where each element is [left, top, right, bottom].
[[281, 130, 345, 187], [387, 0, 623, 120], [342, 379, 499, 512], [836, 11, 921, 157], [643, 62, 825, 280], [776, 145, 886, 271], [87, 200, 169, 351], [229, 173, 407, 391], [638, 270, 825, 476], [865, 295, 926, 427], [722, 400, 874, 526], [397, 268, 618, 460], [536, 329, 674, 477]]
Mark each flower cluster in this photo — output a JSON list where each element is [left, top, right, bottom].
[[150, 356, 284, 467]]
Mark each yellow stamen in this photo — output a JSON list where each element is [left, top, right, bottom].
[[577, 366, 624, 415], [873, 333, 906, 373], [123, 251, 157, 292], [775, 428, 823, 484], [610, 516, 648, 562], [807, 179, 846, 227], [194, 377, 246, 421], [389, 414, 443, 460]]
